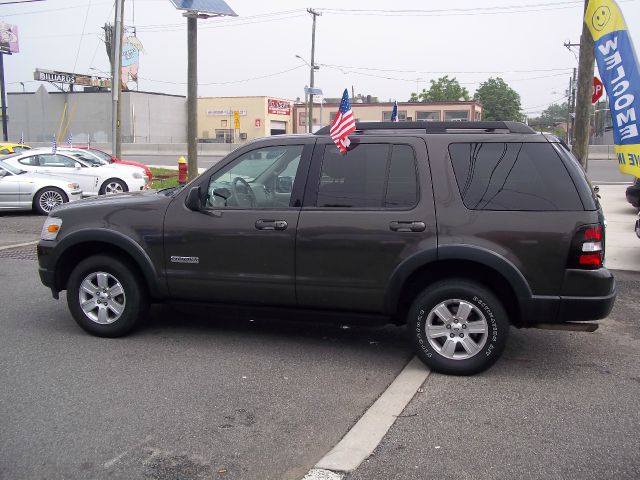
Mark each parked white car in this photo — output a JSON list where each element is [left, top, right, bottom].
[[2, 148, 148, 197], [0, 159, 82, 214]]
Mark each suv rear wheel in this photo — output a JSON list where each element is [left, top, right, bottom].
[[66, 255, 149, 337], [409, 279, 509, 375]]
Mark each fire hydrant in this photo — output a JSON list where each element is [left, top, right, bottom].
[[178, 156, 187, 185]]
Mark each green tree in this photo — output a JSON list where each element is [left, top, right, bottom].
[[409, 75, 470, 102], [474, 77, 523, 121], [528, 102, 568, 136]]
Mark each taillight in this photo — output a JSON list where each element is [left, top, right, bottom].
[[568, 224, 604, 269]]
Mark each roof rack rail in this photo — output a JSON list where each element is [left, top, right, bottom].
[[314, 121, 536, 135]]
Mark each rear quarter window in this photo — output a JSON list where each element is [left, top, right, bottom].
[[449, 142, 583, 211]]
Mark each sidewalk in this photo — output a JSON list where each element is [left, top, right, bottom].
[[598, 184, 640, 272]]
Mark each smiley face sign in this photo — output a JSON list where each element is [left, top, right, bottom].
[[591, 5, 612, 31]]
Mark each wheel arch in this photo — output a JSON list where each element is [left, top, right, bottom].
[[100, 177, 128, 194], [385, 245, 532, 326], [51, 230, 163, 299]]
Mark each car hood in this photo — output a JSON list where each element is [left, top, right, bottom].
[[52, 188, 178, 214]]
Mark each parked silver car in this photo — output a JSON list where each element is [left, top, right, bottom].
[[0, 159, 82, 214]]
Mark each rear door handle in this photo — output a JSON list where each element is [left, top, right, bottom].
[[255, 219, 288, 231], [389, 221, 426, 232]]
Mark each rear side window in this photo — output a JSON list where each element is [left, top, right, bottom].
[[449, 142, 583, 211], [315, 143, 418, 209]]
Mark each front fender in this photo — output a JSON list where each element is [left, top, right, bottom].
[[48, 228, 165, 298]]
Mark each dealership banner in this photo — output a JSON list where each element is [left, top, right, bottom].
[[268, 99, 291, 115], [586, 1, 640, 177]]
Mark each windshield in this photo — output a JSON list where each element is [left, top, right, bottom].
[[67, 151, 105, 166], [13, 146, 31, 153], [0, 159, 24, 175], [87, 149, 113, 163]]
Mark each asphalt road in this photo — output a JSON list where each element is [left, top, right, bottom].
[[0, 256, 411, 480], [347, 272, 640, 480]]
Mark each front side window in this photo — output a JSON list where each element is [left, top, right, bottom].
[[315, 143, 418, 209], [449, 142, 583, 211], [205, 145, 304, 209]]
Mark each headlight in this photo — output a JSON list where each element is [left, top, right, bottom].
[[132, 171, 143, 179], [68, 183, 79, 190], [41, 217, 62, 241]]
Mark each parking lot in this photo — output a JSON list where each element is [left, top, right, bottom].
[[1, 198, 639, 479]]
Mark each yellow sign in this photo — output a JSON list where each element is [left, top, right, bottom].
[[233, 111, 240, 129]]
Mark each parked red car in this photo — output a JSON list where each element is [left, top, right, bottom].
[[74, 146, 153, 181]]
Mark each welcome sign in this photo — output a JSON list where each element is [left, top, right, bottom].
[[586, 1, 640, 176]]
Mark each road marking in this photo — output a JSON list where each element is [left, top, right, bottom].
[[310, 356, 430, 475], [302, 469, 344, 480], [0, 240, 38, 251], [103, 435, 153, 468]]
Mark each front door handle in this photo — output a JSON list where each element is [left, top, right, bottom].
[[255, 219, 288, 231], [389, 221, 426, 232]]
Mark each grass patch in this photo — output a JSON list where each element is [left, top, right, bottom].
[[150, 167, 180, 189]]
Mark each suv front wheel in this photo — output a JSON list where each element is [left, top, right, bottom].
[[409, 279, 509, 375], [66, 255, 149, 337]]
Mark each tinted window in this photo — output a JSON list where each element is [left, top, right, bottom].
[[316, 143, 418, 209], [386, 145, 418, 207], [449, 142, 583, 211]]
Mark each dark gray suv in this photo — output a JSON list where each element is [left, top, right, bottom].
[[37, 121, 615, 375]]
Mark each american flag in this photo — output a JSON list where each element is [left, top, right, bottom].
[[391, 100, 399, 122], [67, 133, 72, 147], [52, 134, 57, 154], [20, 131, 24, 144], [330, 89, 356, 155]]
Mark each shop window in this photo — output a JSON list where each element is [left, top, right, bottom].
[[416, 111, 441, 122], [444, 111, 469, 121], [382, 111, 407, 121]]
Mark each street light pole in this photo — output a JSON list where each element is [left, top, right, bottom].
[[307, 8, 321, 133]]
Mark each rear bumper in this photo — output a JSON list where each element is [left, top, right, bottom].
[[520, 268, 616, 324]]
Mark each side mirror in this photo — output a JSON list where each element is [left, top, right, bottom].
[[0, 170, 7, 178], [75, 162, 83, 169], [185, 186, 202, 211], [276, 176, 293, 193]]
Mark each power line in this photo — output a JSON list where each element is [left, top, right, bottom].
[[138, 65, 305, 87], [319, 63, 574, 75], [72, 0, 93, 73], [1, 1, 110, 16], [318, 1, 586, 16]]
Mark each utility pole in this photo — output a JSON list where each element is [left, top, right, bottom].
[[187, 14, 197, 180], [570, 68, 577, 144], [307, 8, 321, 133], [111, 0, 124, 159], [0, 53, 8, 141], [573, 0, 595, 170]]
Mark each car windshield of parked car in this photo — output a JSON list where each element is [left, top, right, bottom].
[[87, 149, 113, 163], [12, 146, 31, 153], [67, 151, 105, 166], [0, 159, 25, 175]]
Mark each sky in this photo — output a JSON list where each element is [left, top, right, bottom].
[[1, 0, 640, 118]]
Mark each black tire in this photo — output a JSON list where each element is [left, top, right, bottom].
[[33, 187, 68, 215], [99, 178, 128, 195], [66, 255, 149, 337], [408, 279, 509, 375]]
